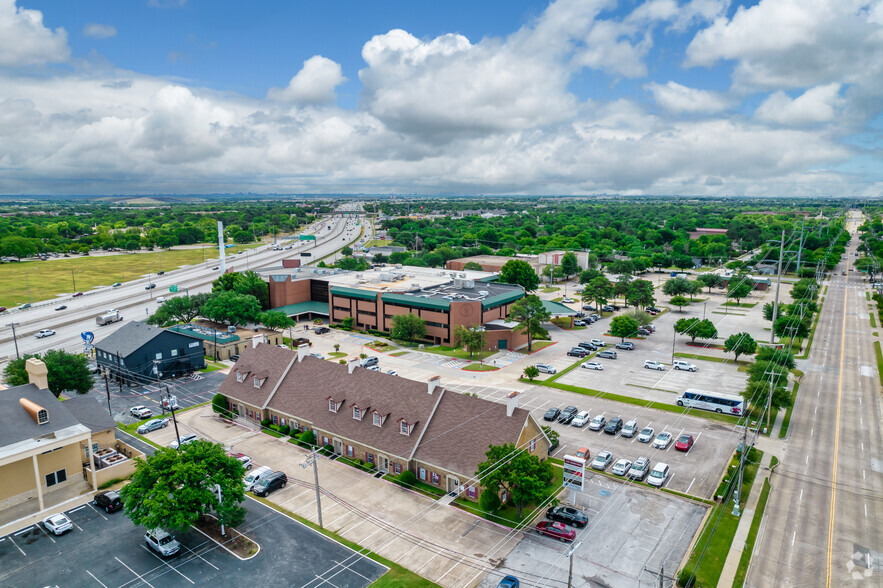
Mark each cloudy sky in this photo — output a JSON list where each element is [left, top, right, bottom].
[[1, 0, 881, 196]]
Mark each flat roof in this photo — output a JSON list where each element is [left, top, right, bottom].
[[272, 301, 330, 316], [168, 323, 240, 343], [260, 264, 498, 294], [449, 254, 538, 265]]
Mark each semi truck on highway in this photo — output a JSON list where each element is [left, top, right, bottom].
[[96, 309, 123, 326]]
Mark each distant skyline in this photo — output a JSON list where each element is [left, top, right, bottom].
[[1, 0, 881, 196]]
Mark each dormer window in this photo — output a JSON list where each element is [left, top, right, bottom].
[[328, 399, 339, 413], [353, 406, 361, 420], [400, 420, 410, 436], [253, 376, 266, 388], [372, 412, 382, 427], [236, 371, 244, 383]]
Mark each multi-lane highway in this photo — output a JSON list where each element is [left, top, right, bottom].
[[747, 211, 882, 586]]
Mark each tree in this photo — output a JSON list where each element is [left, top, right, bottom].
[[4, 351, 94, 396], [479, 488, 502, 513], [390, 312, 427, 343], [523, 365, 540, 381], [463, 261, 483, 271], [341, 246, 353, 256], [120, 441, 246, 533], [336, 257, 369, 271], [340, 316, 354, 329], [453, 324, 486, 358], [727, 281, 753, 305], [560, 251, 580, 280], [508, 295, 552, 352], [499, 259, 540, 292], [476, 443, 553, 518], [626, 279, 655, 309], [233, 230, 252, 244], [724, 332, 757, 361], [607, 259, 634, 277], [697, 273, 725, 293], [201, 291, 262, 326], [578, 268, 604, 285], [741, 380, 792, 418], [234, 271, 270, 310], [755, 346, 796, 370], [212, 393, 231, 417], [747, 360, 790, 388], [663, 277, 693, 297], [762, 301, 775, 321], [147, 294, 211, 327], [669, 295, 689, 311], [260, 310, 294, 331], [773, 315, 811, 339], [3, 354, 38, 386], [625, 308, 652, 326], [609, 315, 639, 342], [0, 235, 39, 259], [688, 280, 704, 300], [582, 276, 614, 312], [674, 318, 718, 343]]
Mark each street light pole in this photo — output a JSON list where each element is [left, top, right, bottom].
[[6, 322, 21, 359], [71, 268, 76, 292]]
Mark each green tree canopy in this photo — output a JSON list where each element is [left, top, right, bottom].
[[560, 251, 580, 279], [499, 259, 540, 292], [212, 271, 269, 310], [755, 346, 796, 370], [508, 295, 552, 352], [609, 315, 639, 342], [773, 315, 811, 339], [4, 351, 93, 397], [578, 268, 604, 285], [463, 261, 483, 271], [662, 277, 693, 297], [727, 281, 753, 304], [697, 273, 725, 293], [260, 310, 294, 331], [674, 317, 718, 343], [723, 332, 757, 361], [453, 324, 486, 358], [147, 293, 211, 327], [626, 279, 655, 309], [522, 365, 540, 381], [476, 443, 553, 518], [390, 312, 427, 343], [120, 440, 246, 533], [582, 276, 614, 311], [669, 295, 689, 311], [201, 290, 262, 326]]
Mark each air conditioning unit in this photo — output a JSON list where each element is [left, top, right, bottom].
[[227, 326, 237, 333], [478, 290, 490, 297], [464, 280, 475, 289]]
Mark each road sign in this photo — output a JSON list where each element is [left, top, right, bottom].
[[169, 285, 178, 292], [81, 332, 94, 343], [299, 234, 316, 241]]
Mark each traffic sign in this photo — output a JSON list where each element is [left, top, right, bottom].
[[169, 285, 178, 292], [81, 332, 94, 343]]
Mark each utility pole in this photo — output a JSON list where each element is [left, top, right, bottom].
[[733, 425, 748, 517], [103, 371, 112, 418], [215, 484, 226, 536], [795, 217, 805, 273], [565, 540, 582, 588], [769, 230, 785, 345], [302, 451, 323, 528], [166, 386, 182, 449], [7, 322, 21, 359], [116, 351, 123, 392]]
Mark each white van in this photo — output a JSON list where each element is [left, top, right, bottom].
[[243, 466, 272, 492]]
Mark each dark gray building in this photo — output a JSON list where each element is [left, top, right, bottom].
[[95, 321, 205, 385]]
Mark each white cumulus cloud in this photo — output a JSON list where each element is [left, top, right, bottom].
[[267, 55, 345, 105], [646, 81, 730, 113], [754, 83, 844, 126], [83, 22, 116, 39], [0, 0, 69, 66]]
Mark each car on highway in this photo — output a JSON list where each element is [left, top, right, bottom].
[[157, 270, 165, 275], [156, 296, 167, 304], [535, 363, 556, 374], [145, 528, 181, 557], [212, 266, 219, 270], [628, 457, 652, 481], [571, 410, 591, 427], [604, 416, 624, 435], [643, 360, 665, 371], [675, 434, 695, 452], [93, 490, 123, 513], [575, 446, 590, 459], [581, 361, 603, 370], [35, 329, 56, 338], [637, 426, 655, 443], [20, 303, 31, 309], [0, 306, 6, 313], [137, 418, 169, 434], [597, 350, 617, 359], [615, 341, 635, 350], [55, 305, 67, 311], [589, 339, 606, 347], [591, 451, 613, 470], [588, 414, 607, 430], [546, 505, 588, 527], [647, 463, 670, 487], [543, 407, 561, 421], [43, 513, 74, 535], [652, 432, 673, 449], [170, 433, 199, 450], [621, 419, 639, 437], [130, 406, 153, 419], [112, 282, 122, 288], [567, 347, 588, 357], [611, 458, 633, 476], [557, 406, 579, 425], [536, 521, 576, 542], [145, 283, 156, 290]]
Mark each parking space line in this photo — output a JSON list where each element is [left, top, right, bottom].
[[86, 503, 109, 520], [86, 569, 108, 587], [4, 536, 26, 556], [141, 545, 195, 583], [69, 505, 87, 513], [179, 541, 220, 571], [13, 526, 33, 536], [115, 556, 156, 588], [36, 523, 57, 543]]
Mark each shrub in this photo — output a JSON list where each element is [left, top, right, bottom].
[[280, 425, 291, 436], [322, 443, 334, 456], [479, 488, 501, 513], [261, 418, 272, 427], [677, 567, 696, 588], [299, 429, 316, 447], [398, 470, 416, 486], [211, 393, 228, 416]]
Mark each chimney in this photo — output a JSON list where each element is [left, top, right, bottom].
[[297, 343, 309, 362], [251, 334, 265, 348], [506, 391, 519, 417], [427, 375, 441, 395], [348, 358, 360, 374], [20, 398, 49, 425], [25, 358, 49, 390]]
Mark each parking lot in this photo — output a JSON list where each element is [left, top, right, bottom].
[[0, 496, 385, 588]]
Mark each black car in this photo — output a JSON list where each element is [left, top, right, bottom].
[[93, 490, 123, 513], [578, 341, 598, 351], [55, 305, 67, 311], [601, 305, 614, 312], [157, 270, 165, 275], [567, 347, 588, 357], [574, 311, 586, 318], [253, 471, 287, 496], [646, 307, 661, 313], [558, 406, 579, 424], [604, 416, 624, 435], [229, 354, 240, 362], [582, 304, 596, 311], [546, 505, 588, 528], [543, 407, 561, 421], [546, 438, 560, 455], [314, 326, 331, 334], [145, 283, 156, 290], [637, 328, 652, 336]]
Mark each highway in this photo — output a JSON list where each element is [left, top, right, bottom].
[[747, 211, 882, 586], [0, 211, 368, 366]]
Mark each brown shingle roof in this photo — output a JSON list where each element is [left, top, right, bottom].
[[218, 344, 296, 408]]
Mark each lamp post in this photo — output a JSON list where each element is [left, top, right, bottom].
[[71, 268, 77, 292]]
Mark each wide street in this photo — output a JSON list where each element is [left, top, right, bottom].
[[747, 212, 882, 586]]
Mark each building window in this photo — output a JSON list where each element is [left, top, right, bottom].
[[323, 436, 330, 446], [45, 469, 66, 487], [280, 418, 285, 426], [155, 352, 162, 360], [394, 463, 402, 475], [372, 412, 382, 427], [366, 453, 374, 465], [530, 439, 536, 452], [346, 445, 354, 457], [171, 349, 178, 357], [400, 421, 410, 435], [418, 468, 426, 481], [236, 372, 244, 383], [431, 472, 440, 485], [329, 399, 337, 412], [272, 415, 278, 425], [468, 486, 478, 499], [353, 407, 361, 420]]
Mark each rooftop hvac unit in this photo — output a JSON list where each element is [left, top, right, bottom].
[[459, 273, 467, 278], [464, 280, 475, 289], [478, 290, 490, 296], [228, 326, 237, 333], [453, 278, 462, 288]]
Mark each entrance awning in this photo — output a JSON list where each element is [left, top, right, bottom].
[[272, 301, 329, 317]]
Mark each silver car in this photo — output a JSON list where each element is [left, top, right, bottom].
[[145, 529, 181, 557], [652, 432, 673, 449], [588, 414, 607, 431], [591, 451, 613, 470], [535, 363, 556, 374], [637, 426, 655, 443], [611, 458, 633, 476]]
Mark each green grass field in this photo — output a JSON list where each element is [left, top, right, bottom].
[[0, 243, 260, 308]]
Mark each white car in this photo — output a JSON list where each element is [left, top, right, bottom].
[[581, 361, 603, 371], [385, 369, 399, 376], [591, 451, 613, 470], [588, 414, 607, 431], [562, 297, 575, 303], [43, 513, 73, 535], [367, 365, 381, 372], [130, 406, 153, 419], [673, 360, 697, 372], [156, 296, 167, 304], [637, 426, 655, 443], [647, 462, 670, 487], [535, 363, 556, 374], [571, 410, 591, 427], [611, 458, 633, 476], [170, 433, 198, 450], [643, 360, 665, 371], [589, 339, 606, 347], [35, 329, 56, 338], [652, 432, 673, 449]]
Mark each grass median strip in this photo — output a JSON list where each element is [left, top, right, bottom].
[[732, 477, 772, 588], [673, 352, 743, 365], [875, 341, 883, 386], [795, 303, 823, 360]]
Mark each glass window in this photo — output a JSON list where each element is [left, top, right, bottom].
[[155, 353, 162, 360], [373, 413, 381, 426], [347, 445, 354, 457], [353, 407, 361, 420], [400, 421, 409, 435], [431, 472, 440, 485], [329, 399, 336, 412], [418, 468, 426, 481], [530, 439, 536, 451], [394, 463, 402, 474], [366, 453, 374, 464], [171, 349, 178, 357]]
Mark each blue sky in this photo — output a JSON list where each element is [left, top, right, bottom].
[[1, 0, 880, 196]]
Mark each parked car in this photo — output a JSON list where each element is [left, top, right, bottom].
[[385, 369, 399, 376], [244, 466, 273, 492], [597, 350, 617, 359], [601, 305, 615, 312], [130, 406, 153, 419], [615, 342, 635, 350], [641, 324, 656, 332], [621, 419, 639, 438], [93, 490, 123, 513], [673, 360, 697, 372], [646, 307, 661, 313], [497, 576, 520, 588], [361, 356, 379, 368], [637, 426, 656, 443], [571, 410, 591, 427], [575, 446, 590, 460], [611, 458, 633, 476], [675, 434, 695, 452], [604, 416, 624, 435], [647, 463, 670, 487], [546, 505, 588, 527], [558, 406, 579, 425], [543, 407, 562, 421], [628, 457, 651, 481], [170, 433, 199, 449], [581, 361, 603, 371], [643, 360, 665, 371], [590, 339, 606, 347], [145, 283, 156, 290], [228, 452, 253, 469], [588, 314, 601, 321], [588, 414, 607, 430], [536, 521, 576, 542], [313, 326, 331, 334], [55, 305, 67, 311], [637, 328, 653, 336], [253, 471, 287, 496], [35, 329, 56, 338], [535, 363, 556, 374], [578, 341, 598, 351], [229, 354, 240, 361], [145, 529, 181, 557], [582, 304, 596, 311], [573, 320, 588, 327], [562, 297, 575, 303], [652, 432, 673, 449], [367, 365, 381, 372], [567, 347, 588, 357], [43, 513, 73, 535], [591, 451, 613, 470], [137, 418, 169, 434]]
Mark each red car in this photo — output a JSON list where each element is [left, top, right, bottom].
[[72, 292, 84, 297], [536, 521, 576, 542], [675, 434, 695, 452]]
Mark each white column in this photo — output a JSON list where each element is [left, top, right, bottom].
[[32, 454, 44, 512]]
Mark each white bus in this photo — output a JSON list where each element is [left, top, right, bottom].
[[676, 389, 744, 415]]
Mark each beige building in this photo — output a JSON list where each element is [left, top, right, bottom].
[[167, 321, 284, 360]]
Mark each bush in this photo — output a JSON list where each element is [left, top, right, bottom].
[[261, 418, 272, 427], [299, 429, 315, 447], [211, 393, 228, 416], [321, 443, 334, 456], [398, 470, 416, 486], [479, 488, 501, 513], [280, 425, 291, 436], [677, 567, 696, 588]]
